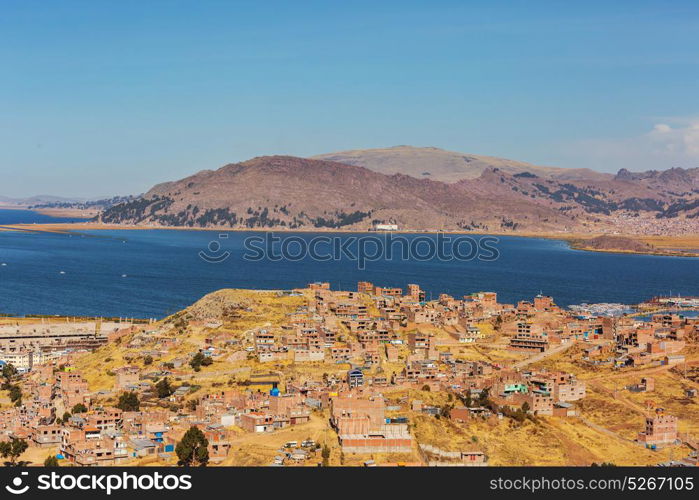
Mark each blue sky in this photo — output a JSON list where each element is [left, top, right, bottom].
[[2, 0, 698, 197]]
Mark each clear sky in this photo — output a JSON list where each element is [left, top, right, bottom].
[[2, 0, 698, 198]]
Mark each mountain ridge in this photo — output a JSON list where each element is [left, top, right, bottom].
[[97, 153, 699, 233], [311, 145, 613, 183]]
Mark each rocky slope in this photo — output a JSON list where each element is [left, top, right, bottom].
[[98, 155, 581, 231], [312, 145, 610, 183], [97, 154, 699, 232]]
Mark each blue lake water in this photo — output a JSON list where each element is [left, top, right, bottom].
[[0, 208, 88, 225], [0, 224, 697, 318]]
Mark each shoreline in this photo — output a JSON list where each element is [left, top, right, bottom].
[[0, 205, 96, 218], [565, 242, 698, 258], [1, 220, 698, 258], [34, 207, 98, 218], [2, 287, 697, 323]]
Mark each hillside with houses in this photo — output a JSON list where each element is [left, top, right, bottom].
[[0, 283, 697, 466]]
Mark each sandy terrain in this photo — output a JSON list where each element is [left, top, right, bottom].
[[34, 207, 98, 218]]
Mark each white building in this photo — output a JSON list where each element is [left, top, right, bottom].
[[0, 350, 34, 371], [373, 223, 398, 231]]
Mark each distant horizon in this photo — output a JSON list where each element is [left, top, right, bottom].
[[3, 1, 699, 198], [1, 143, 696, 201]]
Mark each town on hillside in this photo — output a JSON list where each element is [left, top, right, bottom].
[[0, 283, 697, 467]]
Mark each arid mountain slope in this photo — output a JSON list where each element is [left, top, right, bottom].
[[312, 145, 609, 183], [97, 155, 699, 233], [99, 156, 576, 231]]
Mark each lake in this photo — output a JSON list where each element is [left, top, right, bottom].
[[0, 208, 89, 225], [0, 222, 697, 318]]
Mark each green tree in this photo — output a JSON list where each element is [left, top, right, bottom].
[[0, 437, 28, 466], [116, 391, 140, 411], [1, 363, 17, 382], [1, 364, 18, 392], [175, 426, 209, 466], [189, 352, 212, 372], [521, 402, 530, 414], [440, 404, 452, 418], [8, 385, 21, 405], [62, 411, 71, 422], [321, 444, 331, 467], [44, 455, 60, 467], [71, 403, 88, 414], [477, 388, 491, 406], [143, 355, 153, 366], [156, 377, 174, 398]]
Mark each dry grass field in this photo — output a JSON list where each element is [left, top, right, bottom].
[[74, 289, 306, 391], [52, 287, 699, 466]]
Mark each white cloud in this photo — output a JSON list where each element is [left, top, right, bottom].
[[556, 117, 699, 173], [652, 123, 672, 134], [647, 119, 699, 157]]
